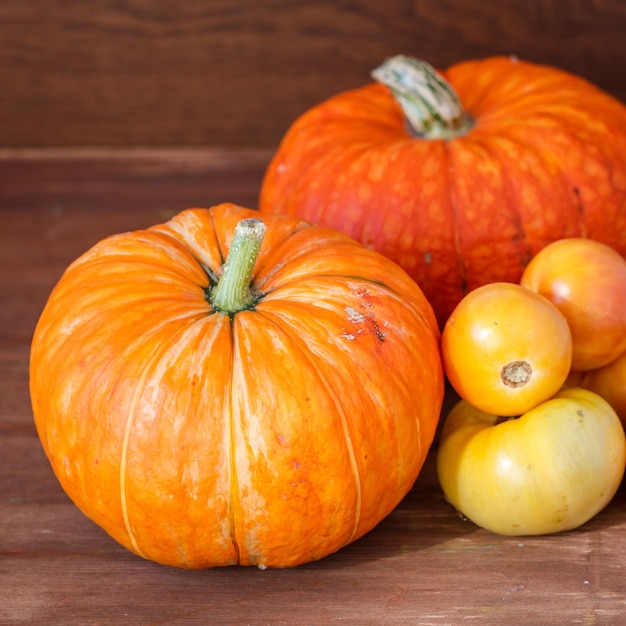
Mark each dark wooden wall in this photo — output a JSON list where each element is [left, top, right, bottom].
[[1, 0, 625, 147]]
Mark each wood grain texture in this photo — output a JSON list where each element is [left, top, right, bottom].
[[2, 152, 626, 624], [0, 148, 272, 214], [1, 0, 625, 147]]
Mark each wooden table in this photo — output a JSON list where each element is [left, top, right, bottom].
[[2, 149, 626, 625]]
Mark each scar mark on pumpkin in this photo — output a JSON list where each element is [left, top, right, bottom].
[[341, 300, 387, 342], [345, 306, 366, 324]]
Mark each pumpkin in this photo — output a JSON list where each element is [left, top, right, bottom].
[[29, 203, 444, 569], [259, 56, 626, 327]]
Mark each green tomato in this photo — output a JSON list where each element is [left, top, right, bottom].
[[437, 388, 626, 535]]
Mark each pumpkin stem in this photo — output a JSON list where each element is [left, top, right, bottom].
[[210, 218, 266, 313], [371, 55, 473, 139]]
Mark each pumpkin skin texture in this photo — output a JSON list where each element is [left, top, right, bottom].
[[259, 56, 626, 327], [29, 204, 444, 569]]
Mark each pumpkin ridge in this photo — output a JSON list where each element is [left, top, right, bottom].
[[239, 307, 363, 547], [501, 111, 622, 240], [225, 313, 243, 565], [443, 140, 468, 297], [251, 222, 317, 282], [349, 143, 407, 247], [262, 290, 430, 470], [496, 127, 585, 245], [119, 332, 178, 560], [253, 231, 381, 291], [206, 207, 226, 267], [116, 310, 230, 564], [461, 133, 530, 266], [154, 207, 226, 268], [254, 278, 441, 544]]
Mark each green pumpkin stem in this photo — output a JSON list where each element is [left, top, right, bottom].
[[211, 218, 266, 313], [371, 55, 473, 139]]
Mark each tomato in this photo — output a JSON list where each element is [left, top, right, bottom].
[[571, 351, 626, 426], [520, 238, 626, 371], [436, 388, 626, 536], [441, 282, 572, 416]]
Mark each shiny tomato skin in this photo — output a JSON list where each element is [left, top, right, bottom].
[[571, 351, 626, 426], [441, 282, 573, 416], [520, 238, 626, 371], [436, 388, 626, 536]]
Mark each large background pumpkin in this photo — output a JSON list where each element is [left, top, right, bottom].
[[29, 203, 444, 569], [259, 56, 626, 327]]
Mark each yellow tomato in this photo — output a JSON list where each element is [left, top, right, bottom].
[[441, 282, 572, 416], [521, 238, 626, 371], [436, 388, 625, 536], [571, 351, 626, 426]]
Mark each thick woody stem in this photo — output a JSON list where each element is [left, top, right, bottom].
[[371, 55, 473, 139]]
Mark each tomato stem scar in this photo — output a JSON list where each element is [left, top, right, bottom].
[[501, 360, 532, 388]]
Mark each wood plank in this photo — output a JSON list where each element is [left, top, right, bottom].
[[2, 151, 626, 624], [0, 147, 272, 213], [1, 0, 625, 147]]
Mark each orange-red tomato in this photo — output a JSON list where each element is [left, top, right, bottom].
[[520, 238, 626, 371], [569, 351, 626, 426], [441, 282, 573, 416]]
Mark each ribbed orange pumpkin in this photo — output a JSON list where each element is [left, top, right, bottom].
[[259, 56, 626, 327], [29, 204, 444, 569]]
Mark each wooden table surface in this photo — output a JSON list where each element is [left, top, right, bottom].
[[2, 149, 626, 625]]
